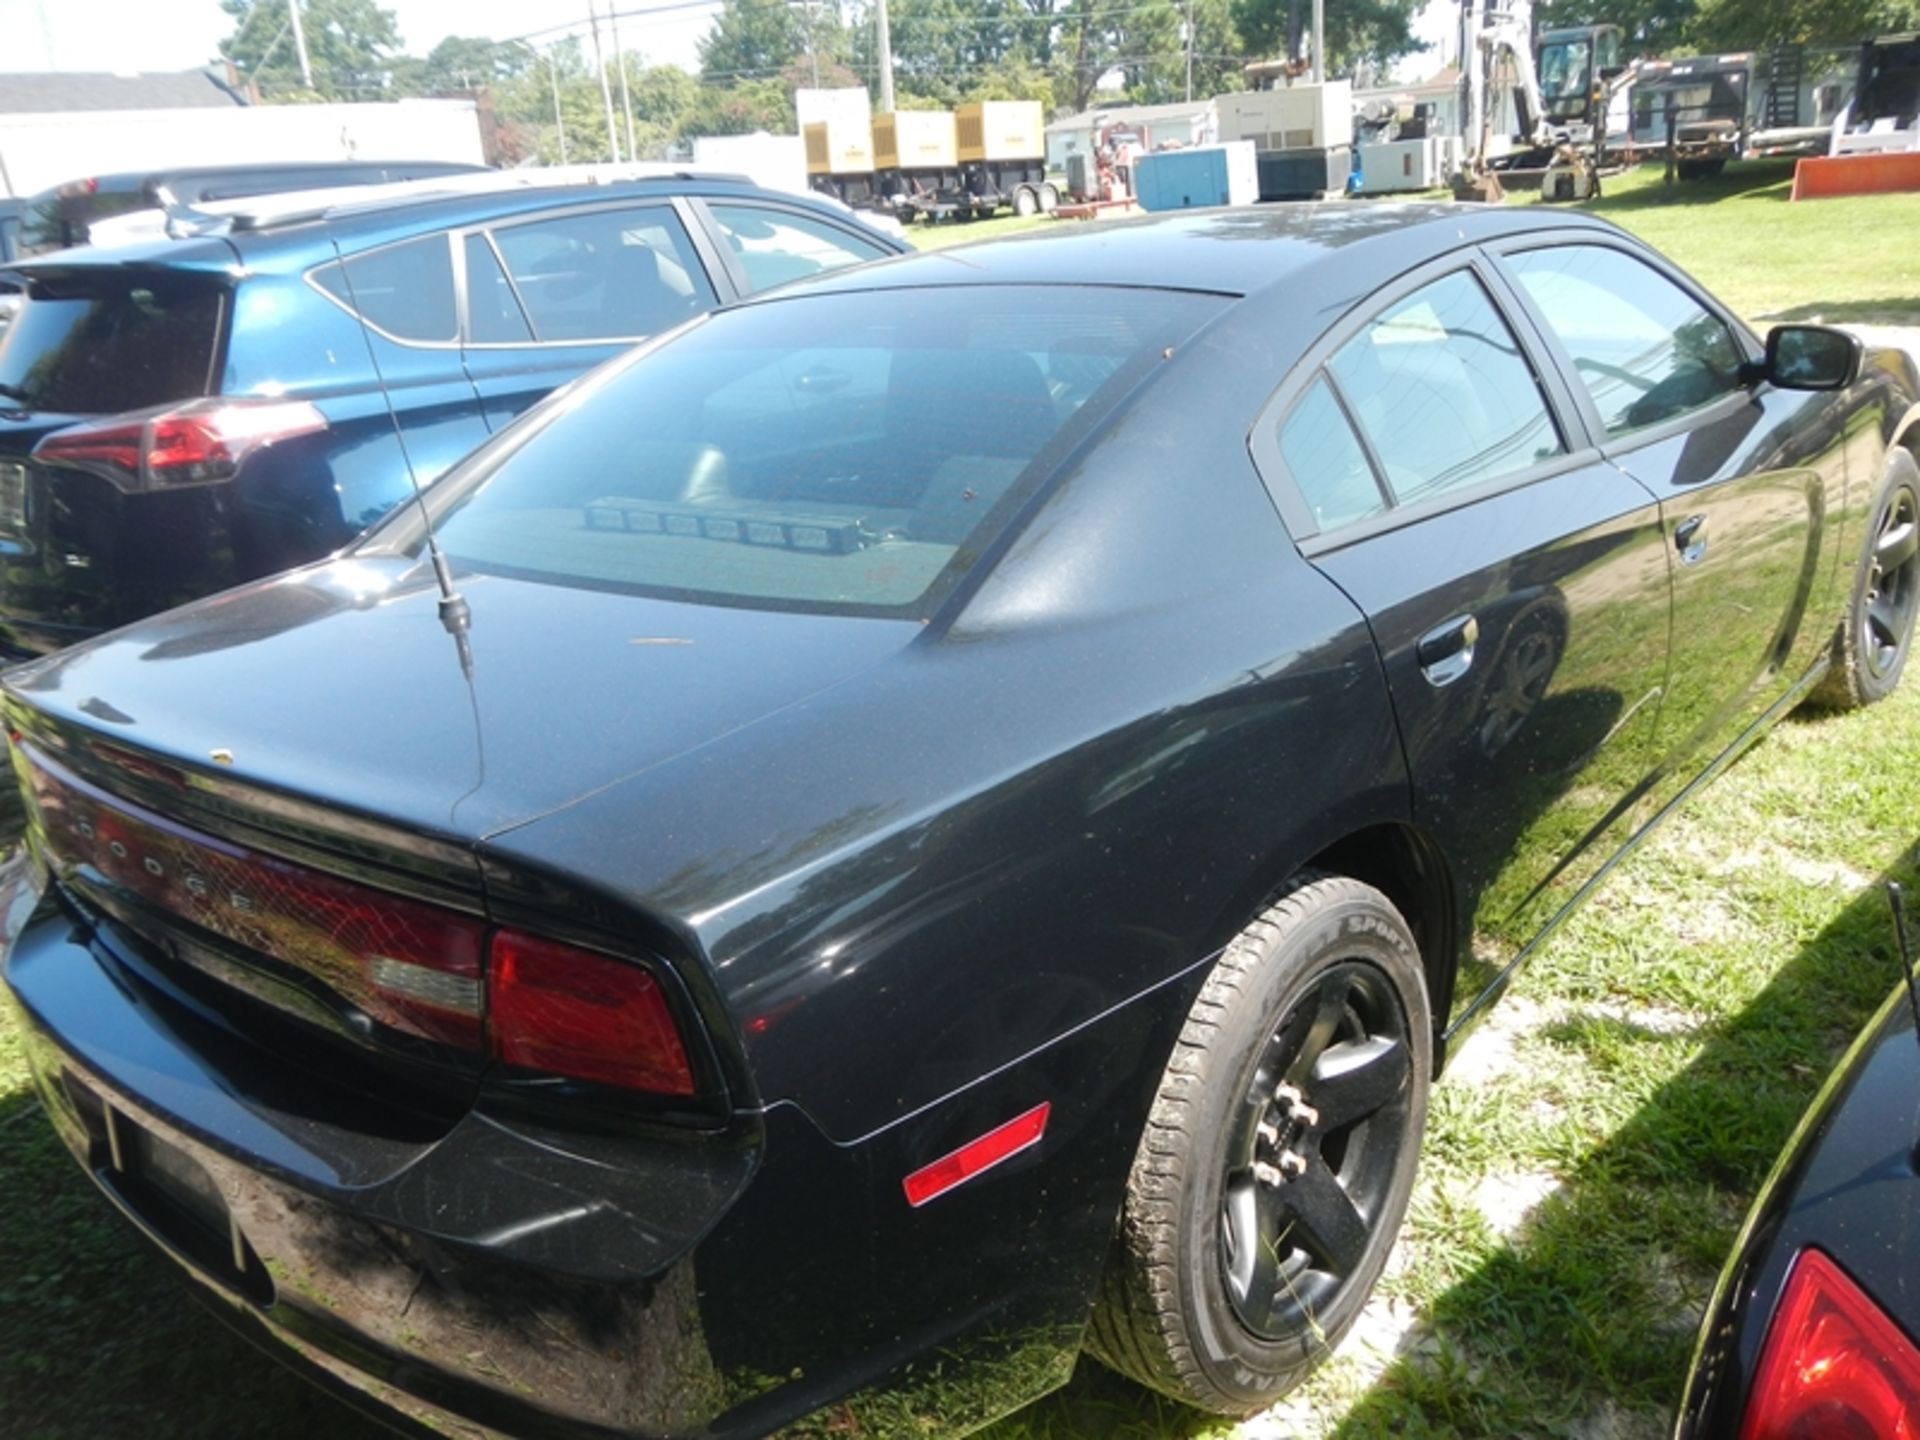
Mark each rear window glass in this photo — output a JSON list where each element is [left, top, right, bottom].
[[383, 286, 1224, 618], [312, 235, 457, 343], [0, 273, 224, 413]]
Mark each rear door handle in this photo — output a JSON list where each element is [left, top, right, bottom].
[[1416, 614, 1479, 687], [1674, 513, 1708, 565]]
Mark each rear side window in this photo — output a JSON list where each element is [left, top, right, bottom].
[[1328, 269, 1563, 506], [707, 204, 892, 294], [312, 234, 457, 343], [1277, 377, 1386, 531], [463, 234, 533, 344], [0, 273, 224, 413], [1505, 244, 1744, 436], [388, 286, 1226, 618], [490, 206, 715, 342]]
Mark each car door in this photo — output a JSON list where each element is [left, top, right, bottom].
[[1254, 255, 1675, 1026], [457, 199, 725, 433], [304, 233, 494, 534], [688, 198, 899, 297], [1492, 237, 1849, 781]]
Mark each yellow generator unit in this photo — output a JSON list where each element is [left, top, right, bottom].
[[874, 110, 959, 170], [955, 101, 1044, 163], [804, 117, 875, 176]]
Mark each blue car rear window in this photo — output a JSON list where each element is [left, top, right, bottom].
[[388, 285, 1225, 618]]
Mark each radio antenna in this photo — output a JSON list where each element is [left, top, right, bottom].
[[326, 236, 472, 677]]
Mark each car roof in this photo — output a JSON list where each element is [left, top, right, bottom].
[[8, 168, 898, 274], [779, 203, 1626, 303], [32, 160, 485, 197]]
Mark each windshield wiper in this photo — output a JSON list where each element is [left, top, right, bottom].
[[0, 383, 30, 405]]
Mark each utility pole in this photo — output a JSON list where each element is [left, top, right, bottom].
[[875, 0, 896, 112], [1184, 0, 1194, 102], [609, 2, 638, 159], [549, 46, 570, 163], [1310, 0, 1324, 81], [288, 0, 314, 89], [587, 1, 622, 162]]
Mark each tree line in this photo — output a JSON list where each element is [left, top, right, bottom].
[[218, 0, 1918, 164]]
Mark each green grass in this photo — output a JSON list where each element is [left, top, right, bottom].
[[4, 162, 1920, 1438]]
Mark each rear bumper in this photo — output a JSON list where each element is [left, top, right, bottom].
[[2, 849, 758, 1438], [2, 845, 1176, 1438]]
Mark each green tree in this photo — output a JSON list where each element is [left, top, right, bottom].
[[1229, 0, 1423, 74], [1689, 0, 1918, 45], [219, 0, 403, 100]]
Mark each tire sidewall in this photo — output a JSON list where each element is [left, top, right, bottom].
[[1176, 891, 1432, 1406], [1848, 450, 1920, 704]]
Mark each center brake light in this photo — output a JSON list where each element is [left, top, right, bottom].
[[33, 398, 327, 491], [1739, 1246, 1920, 1439]]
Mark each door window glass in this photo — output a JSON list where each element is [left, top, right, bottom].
[[490, 206, 715, 342], [1328, 270, 1564, 506], [1277, 376, 1387, 531], [463, 234, 533, 344], [311, 234, 457, 343], [1507, 244, 1745, 435], [707, 204, 892, 294]]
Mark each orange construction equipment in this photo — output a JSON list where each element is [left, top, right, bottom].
[[1791, 150, 1920, 198]]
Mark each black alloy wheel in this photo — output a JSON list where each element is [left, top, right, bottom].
[[1218, 960, 1415, 1342], [1862, 480, 1918, 683], [1811, 449, 1920, 710], [1087, 874, 1431, 1415]]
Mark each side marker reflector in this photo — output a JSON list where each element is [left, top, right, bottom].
[[903, 1101, 1051, 1209]]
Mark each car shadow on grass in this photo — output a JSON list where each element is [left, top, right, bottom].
[[1321, 836, 1920, 1438], [1585, 159, 1799, 212]]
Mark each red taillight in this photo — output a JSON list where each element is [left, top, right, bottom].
[[21, 745, 700, 1093], [33, 398, 326, 490], [488, 930, 697, 1096], [1739, 1247, 1920, 1440]]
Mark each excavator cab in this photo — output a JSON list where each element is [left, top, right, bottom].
[[1537, 24, 1626, 129]]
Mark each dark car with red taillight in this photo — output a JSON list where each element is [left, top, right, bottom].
[[1676, 974, 1920, 1438], [0, 170, 903, 657], [3, 206, 1919, 1438]]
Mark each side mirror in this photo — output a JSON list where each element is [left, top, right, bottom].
[[1753, 324, 1862, 391]]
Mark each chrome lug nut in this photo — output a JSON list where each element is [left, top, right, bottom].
[[1278, 1149, 1308, 1178], [1253, 1161, 1285, 1188]]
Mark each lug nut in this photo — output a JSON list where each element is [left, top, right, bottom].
[[1253, 1161, 1285, 1187], [1278, 1149, 1308, 1177], [1256, 1119, 1281, 1147]]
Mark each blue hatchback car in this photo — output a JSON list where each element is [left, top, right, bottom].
[[0, 172, 906, 656]]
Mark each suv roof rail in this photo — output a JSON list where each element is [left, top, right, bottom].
[[196, 164, 761, 234]]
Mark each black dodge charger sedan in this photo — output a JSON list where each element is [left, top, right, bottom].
[[3, 205, 1918, 1438]]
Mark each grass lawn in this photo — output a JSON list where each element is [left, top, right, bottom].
[[4, 162, 1919, 1439]]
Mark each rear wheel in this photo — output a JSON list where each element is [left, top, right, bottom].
[[1809, 448, 1920, 710], [1039, 182, 1061, 213], [1013, 184, 1040, 216], [1087, 874, 1430, 1414]]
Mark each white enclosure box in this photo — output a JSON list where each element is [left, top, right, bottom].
[[1357, 136, 1444, 192], [803, 118, 874, 176], [691, 131, 808, 194], [1215, 82, 1354, 152], [874, 110, 957, 170], [956, 101, 1045, 162]]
